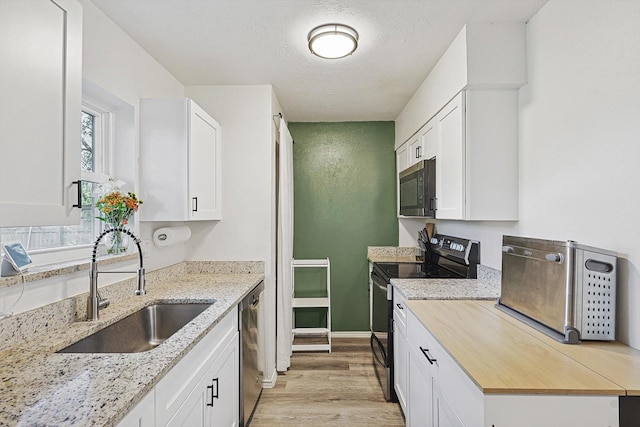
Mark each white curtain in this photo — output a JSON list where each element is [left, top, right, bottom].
[[276, 116, 294, 372]]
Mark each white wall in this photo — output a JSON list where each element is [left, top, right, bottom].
[[400, 0, 640, 349], [183, 85, 278, 384], [80, 0, 187, 272]]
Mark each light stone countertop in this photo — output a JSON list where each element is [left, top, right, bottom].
[[391, 277, 500, 300], [370, 245, 501, 301], [0, 266, 264, 427], [367, 246, 420, 264]]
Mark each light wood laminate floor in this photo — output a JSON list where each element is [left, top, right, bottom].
[[249, 337, 405, 426]]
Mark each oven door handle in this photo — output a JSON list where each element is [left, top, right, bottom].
[[370, 334, 387, 367], [371, 268, 386, 285], [371, 269, 390, 293]]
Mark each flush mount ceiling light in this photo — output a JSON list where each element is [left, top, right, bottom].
[[307, 23, 359, 59]]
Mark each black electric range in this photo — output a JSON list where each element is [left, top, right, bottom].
[[370, 234, 480, 402]]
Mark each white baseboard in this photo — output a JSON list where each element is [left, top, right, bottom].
[[262, 368, 278, 388], [331, 331, 371, 339]]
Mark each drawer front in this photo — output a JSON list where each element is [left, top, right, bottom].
[[407, 309, 483, 426], [156, 308, 238, 426], [407, 309, 440, 372], [393, 286, 407, 333]]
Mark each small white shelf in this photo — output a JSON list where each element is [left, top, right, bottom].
[[292, 328, 331, 335], [291, 258, 331, 353], [292, 297, 330, 308]]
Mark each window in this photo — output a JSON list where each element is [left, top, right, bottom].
[[0, 104, 111, 255]]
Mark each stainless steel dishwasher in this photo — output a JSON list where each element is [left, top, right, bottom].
[[239, 281, 264, 426]]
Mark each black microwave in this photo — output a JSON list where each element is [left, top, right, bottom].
[[399, 159, 436, 217]]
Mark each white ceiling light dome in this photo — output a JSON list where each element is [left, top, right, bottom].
[[307, 23, 359, 59]]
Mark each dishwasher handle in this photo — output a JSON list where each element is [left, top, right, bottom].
[[240, 281, 265, 311]]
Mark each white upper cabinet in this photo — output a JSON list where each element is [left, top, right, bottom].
[[396, 142, 409, 175], [408, 134, 423, 166], [139, 98, 222, 221], [400, 116, 437, 175], [420, 120, 437, 161], [395, 22, 526, 147], [435, 94, 466, 220], [0, 0, 82, 227], [433, 90, 519, 221], [395, 22, 524, 221]]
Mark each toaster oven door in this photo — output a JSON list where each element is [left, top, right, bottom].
[[500, 237, 573, 335]]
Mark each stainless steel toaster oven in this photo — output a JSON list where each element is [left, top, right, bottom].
[[497, 235, 617, 344]]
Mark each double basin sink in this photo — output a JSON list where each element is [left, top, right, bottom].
[[58, 302, 213, 353]]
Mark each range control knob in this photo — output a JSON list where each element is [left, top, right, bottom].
[[430, 238, 439, 245]]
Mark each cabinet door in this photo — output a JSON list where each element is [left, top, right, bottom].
[[420, 119, 437, 160], [396, 143, 409, 174], [435, 92, 465, 220], [166, 385, 209, 427], [167, 334, 239, 427], [117, 389, 156, 427], [433, 381, 465, 427], [408, 349, 434, 427], [139, 98, 222, 222], [189, 101, 222, 220], [393, 316, 408, 414], [209, 334, 239, 426], [408, 134, 422, 166], [156, 310, 237, 426], [0, 0, 81, 226]]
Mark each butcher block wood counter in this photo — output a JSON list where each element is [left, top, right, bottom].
[[475, 300, 640, 396], [406, 299, 640, 396]]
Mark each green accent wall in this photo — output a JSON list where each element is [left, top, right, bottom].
[[289, 122, 398, 332]]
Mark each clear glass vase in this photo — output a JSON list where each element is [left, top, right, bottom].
[[104, 224, 129, 254]]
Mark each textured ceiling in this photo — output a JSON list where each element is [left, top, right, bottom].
[[90, 0, 548, 122]]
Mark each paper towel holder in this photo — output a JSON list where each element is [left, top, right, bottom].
[[153, 226, 192, 248]]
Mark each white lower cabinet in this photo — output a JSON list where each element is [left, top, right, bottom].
[[433, 381, 464, 427], [405, 308, 620, 427], [166, 336, 239, 427], [407, 345, 433, 427], [392, 287, 408, 414], [117, 388, 156, 427], [117, 308, 239, 427]]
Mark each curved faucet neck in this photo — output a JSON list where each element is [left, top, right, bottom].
[[92, 226, 144, 268], [87, 227, 146, 321]]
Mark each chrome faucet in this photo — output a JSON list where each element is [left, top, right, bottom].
[[87, 226, 146, 321]]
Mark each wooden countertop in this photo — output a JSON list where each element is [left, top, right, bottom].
[[406, 299, 640, 396], [476, 300, 640, 396]]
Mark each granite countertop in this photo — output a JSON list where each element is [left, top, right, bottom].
[[369, 245, 501, 300], [367, 246, 420, 264], [391, 277, 500, 300], [0, 268, 264, 427]]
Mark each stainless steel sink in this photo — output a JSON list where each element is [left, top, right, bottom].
[[58, 302, 214, 353]]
